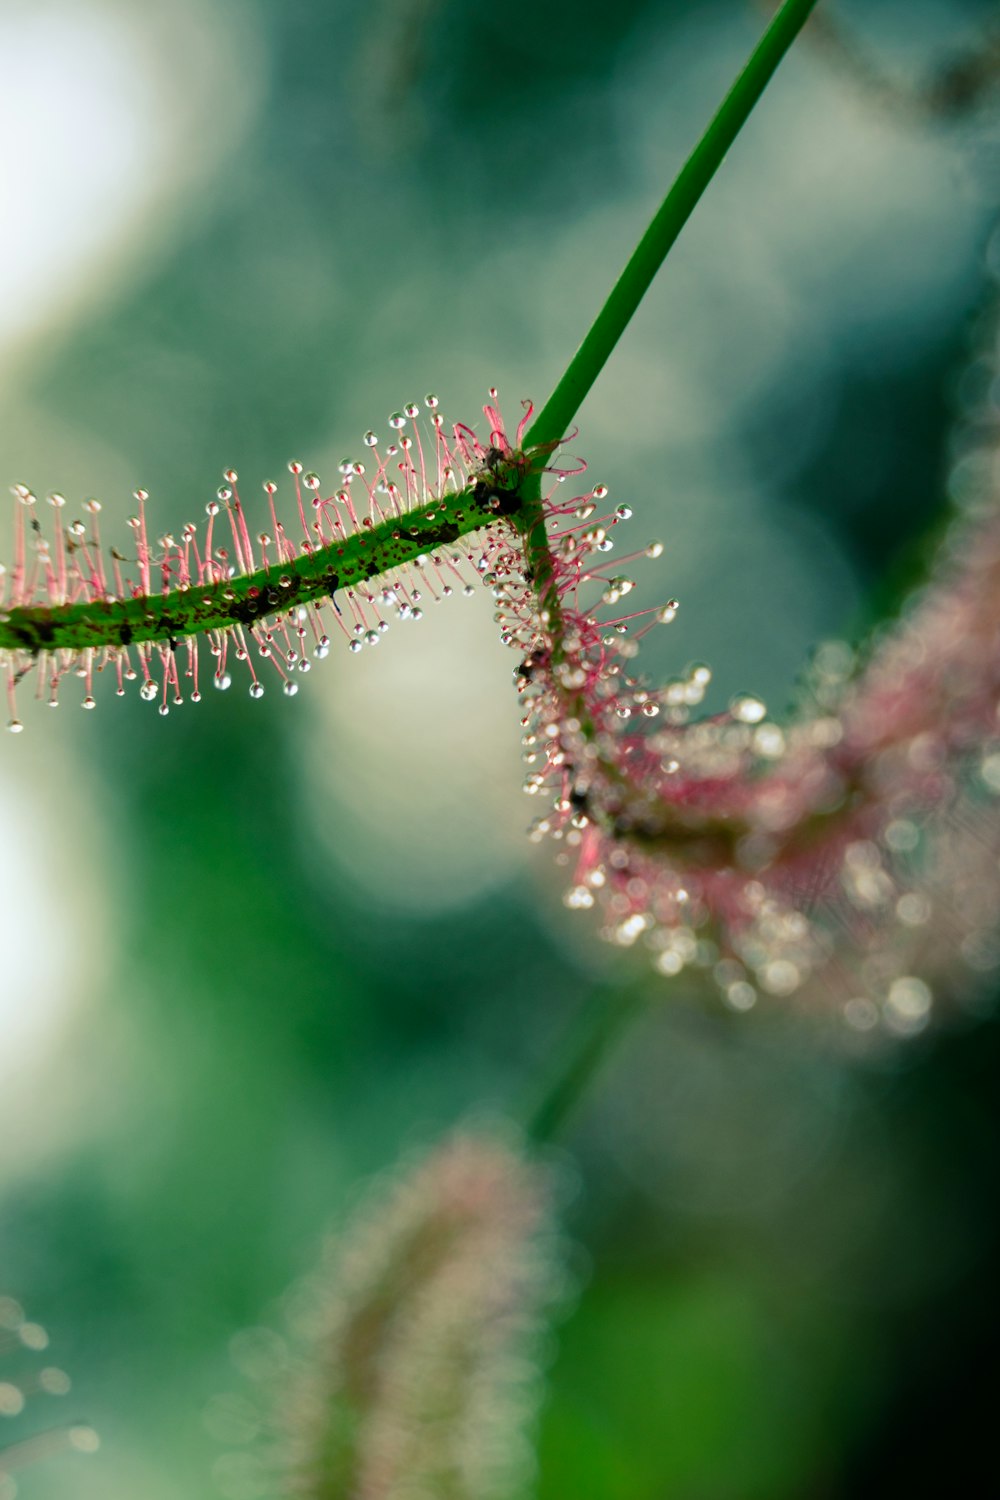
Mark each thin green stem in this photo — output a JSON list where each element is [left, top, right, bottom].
[[524, 980, 649, 1146], [524, 0, 820, 452], [518, 1, 819, 1141], [515, 0, 820, 670]]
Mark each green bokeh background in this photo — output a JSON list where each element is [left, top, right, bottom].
[[1, 0, 998, 1495]]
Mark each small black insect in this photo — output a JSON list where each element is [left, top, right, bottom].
[[470, 442, 529, 517], [516, 647, 547, 683]]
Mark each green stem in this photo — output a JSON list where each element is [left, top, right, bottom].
[[518, 1, 820, 1141], [515, 0, 818, 710], [524, 0, 820, 453], [524, 981, 649, 1146], [0, 484, 502, 656]]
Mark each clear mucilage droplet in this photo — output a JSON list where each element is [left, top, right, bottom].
[[730, 694, 767, 724]]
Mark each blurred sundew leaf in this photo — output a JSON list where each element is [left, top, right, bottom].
[[209, 1130, 572, 1500]]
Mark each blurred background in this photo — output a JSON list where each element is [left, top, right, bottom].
[[0, 0, 998, 1494]]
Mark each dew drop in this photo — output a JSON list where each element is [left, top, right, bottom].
[[980, 751, 1000, 794], [753, 723, 785, 758], [363, 430, 379, 447], [388, 411, 406, 429], [39, 1366, 71, 1396], [725, 980, 758, 1011], [7, 719, 23, 733], [761, 959, 800, 996], [645, 541, 664, 559], [303, 472, 321, 491], [424, 393, 439, 409], [0, 1384, 25, 1416], [616, 913, 648, 945], [885, 819, 919, 853], [139, 681, 158, 702], [214, 673, 232, 690], [897, 892, 932, 927], [884, 975, 932, 1035], [602, 577, 634, 604], [730, 694, 767, 724], [844, 997, 879, 1031], [249, 683, 264, 699], [288, 461, 304, 476], [349, 639, 362, 653]]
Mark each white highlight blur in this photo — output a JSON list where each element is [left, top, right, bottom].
[[305, 597, 532, 913], [0, 763, 103, 1084], [0, 0, 262, 362]]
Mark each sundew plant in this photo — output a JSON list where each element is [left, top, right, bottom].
[[1, 1, 999, 1497]]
